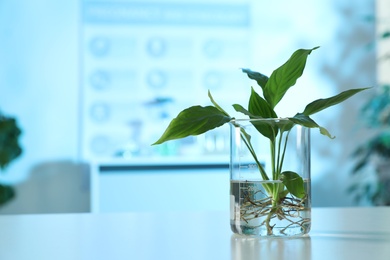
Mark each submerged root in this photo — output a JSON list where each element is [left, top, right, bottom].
[[238, 190, 310, 235]]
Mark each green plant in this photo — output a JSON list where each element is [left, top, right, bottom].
[[349, 85, 390, 204], [153, 46, 368, 233], [349, 24, 390, 205], [352, 85, 390, 170], [0, 113, 22, 206]]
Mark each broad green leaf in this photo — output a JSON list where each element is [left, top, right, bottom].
[[233, 104, 254, 117], [208, 90, 230, 117], [302, 88, 370, 116], [278, 188, 289, 199], [152, 106, 231, 145], [248, 87, 278, 118], [289, 113, 335, 139], [275, 119, 295, 133], [289, 113, 319, 128], [264, 47, 319, 108], [248, 87, 278, 140], [319, 127, 334, 139], [233, 104, 263, 118], [241, 68, 269, 90], [280, 171, 306, 199], [232, 103, 294, 132], [233, 103, 295, 136]]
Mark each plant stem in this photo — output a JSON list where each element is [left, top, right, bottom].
[[264, 129, 293, 234], [240, 131, 269, 181], [270, 141, 276, 179], [239, 130, 273, 195], [279, 130, 291, 176], [276, 131, 284, 179]]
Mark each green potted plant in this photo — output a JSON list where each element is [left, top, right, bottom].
[[153, 46, 368, 236], [0, 112, 22, 206], [349, 85, 390, 205], [349, 28, 390, 205]]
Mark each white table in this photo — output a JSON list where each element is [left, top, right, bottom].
[[0, 207, 389, 260]]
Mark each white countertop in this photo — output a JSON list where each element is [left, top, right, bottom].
[[0, 207, 389, 260]]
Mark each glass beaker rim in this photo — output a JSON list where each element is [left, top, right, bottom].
[[230, 118, 291, 123]]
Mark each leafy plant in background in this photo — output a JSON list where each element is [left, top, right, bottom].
[[349, 27, 390, 205], [153, 46, 368, 234], [0, 113, 22, 206]]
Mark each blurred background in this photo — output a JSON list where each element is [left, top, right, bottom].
[[0, 0, 388, 214]]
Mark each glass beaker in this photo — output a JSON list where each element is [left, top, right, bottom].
[[230, 118, 311, 237]]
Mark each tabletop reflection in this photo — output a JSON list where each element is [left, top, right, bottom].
[[231, 234, 311, 260]]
